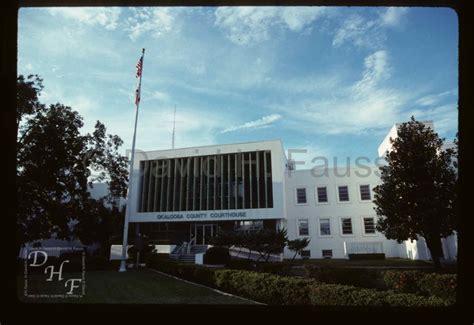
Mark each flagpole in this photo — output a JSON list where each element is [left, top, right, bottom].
[[119, 48, 145, 272]]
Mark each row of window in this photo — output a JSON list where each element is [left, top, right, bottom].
[[297, 216, 377, 237], [295, 184, 372, 205], [299, 249, 332, 259]]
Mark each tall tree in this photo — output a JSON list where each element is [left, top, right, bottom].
[[373, 117, 457, 269], [16, 74, 128, 249]]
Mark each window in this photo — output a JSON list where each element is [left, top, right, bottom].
[[322, 249, 332, 259], [338, 186, 350, 202], [316, 186, 328, 203], [298, 219, 309, 236], [296, 188, 307, 204], [363, 217, 376, 234], [319, 218, 331, 236], [300, 250, 311, 258], [341, 218, 353, 235], [360, 185, 371, 201]]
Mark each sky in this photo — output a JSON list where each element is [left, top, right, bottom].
[[18, 7, 458, 169]]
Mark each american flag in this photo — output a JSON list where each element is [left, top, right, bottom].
[[135, 88, 140, 106], [136, 55, 143, 78]]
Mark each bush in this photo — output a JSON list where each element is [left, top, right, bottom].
[[417, 273, 457, 304], [382, 270, 425, 293], [213, 270, 317, 305], [348, 253, 385, 260], [257, 262, 293, 276], [225, 258, 257, 270], [204, 246, 230, 265], [383, 270, 456, 304], [146, 255, 449, 306], [146, 253, 221, 286], [305, 266, 382, 288], [308, 284, 447, 307], [382, 291, 448, 307], [308, 284, 386, 306]]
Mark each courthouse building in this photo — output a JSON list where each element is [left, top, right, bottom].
[[124, 121, 457, 261]]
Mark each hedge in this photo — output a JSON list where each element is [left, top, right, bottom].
[[382, 270, 425, 293], [204, 246, 231, 265], [304, 266, 382, 288], [308, 284, 447, 307], [145, 255, 448, 306], [383, 270, 456, 304], [214, 269, 317, 305], [348, 253, 385, 260], [146, 254, 221, 286]]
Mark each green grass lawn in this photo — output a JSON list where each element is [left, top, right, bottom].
[[18, 269, 256, 304]]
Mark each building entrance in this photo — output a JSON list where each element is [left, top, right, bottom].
[[192, 224, 217, 245]]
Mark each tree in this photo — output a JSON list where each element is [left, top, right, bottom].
[[73, 198, 125, 257], [287, 238, 311, 260], [16, 74, 129, 249], [16, 74, 45, 132], [373, 117, 457, 269], [251, 228, 288, 262]]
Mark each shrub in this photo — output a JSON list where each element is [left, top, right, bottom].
[[258, 262, 293, 276], [146, 253, 221, 286], [308, 284, 447, 307], [418, 273, 457, 304], [382, 270, 425, 293], [213, 269, 317, 305], [305, 266, 382, 288], [204, 246, 230, 265], [147, 256, 449, 307], [348, 253, 385, 260], [382, 291, 448, 307], [308, 284, 386, 306], [225, 258, 256, 270]]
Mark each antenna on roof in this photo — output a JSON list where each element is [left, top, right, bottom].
[[172, 105, 176, 149]]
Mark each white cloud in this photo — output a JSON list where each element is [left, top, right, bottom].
[[111, 106, 229, 152], [285, 143, 333, 170], [332, 14, 384, 49], [48, 7, 121, 30], [379, 7, 409, 27], [269, 50, 413, 135], [415, 90, 456, 106], [125, 8, 176, 41], [332, 8, 408, 49], [221, 114, 282, 133], [214, 7, 330, 45], [353, 50, 390, 94], [408, 104, 458, 136]]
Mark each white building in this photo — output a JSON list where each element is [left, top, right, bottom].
[[126, 121, 457, 261]]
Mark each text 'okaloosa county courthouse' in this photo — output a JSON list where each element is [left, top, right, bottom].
[[121, 121, 457, 261]]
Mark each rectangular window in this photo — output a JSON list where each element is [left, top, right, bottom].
[[296, 188, 307, 204], [338, 185, 350, 202], [322, 249, 332, 259], [363, 217, 376, 234], [300, 250, 310, 258], [341, 218, 353, 235], [319, 218, 331, 236], [316, 186, 328, 203], [360, 185, 371, 201], [298, 219, 309, 236]]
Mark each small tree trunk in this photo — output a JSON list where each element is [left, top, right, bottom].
[[426, 235, 443, 270], [292, 252, 297, 260]]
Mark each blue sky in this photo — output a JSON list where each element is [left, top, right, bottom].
[[18, 7, 458, 169]]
